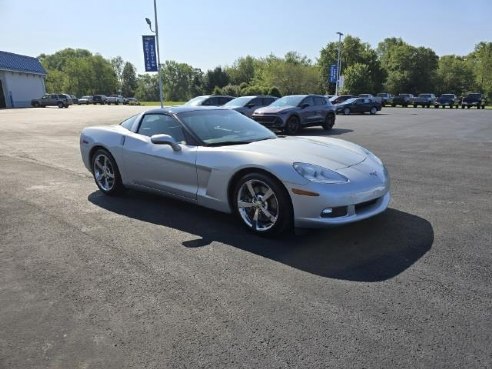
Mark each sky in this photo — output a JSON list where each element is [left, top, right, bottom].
[[1, 0, 491, 74]]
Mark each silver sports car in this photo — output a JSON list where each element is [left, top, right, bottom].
[[80, 107, 390, 235]]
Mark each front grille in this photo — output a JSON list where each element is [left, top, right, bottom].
[[355, 198, 379, 213], [253, 115, 281, 126]]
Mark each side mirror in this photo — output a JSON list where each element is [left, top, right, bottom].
[[150, 134, 182, 152]]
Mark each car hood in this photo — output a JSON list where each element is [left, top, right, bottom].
[[226, 136, 367, 170], [254, 106, 296, 114]]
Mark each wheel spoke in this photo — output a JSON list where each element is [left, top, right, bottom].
[[252, 208, 260, 231], [95, 161, 104, 171], [260, 207, 277, 223], [106, 171, 114, 179], [262, 188, 274, 201], [238, 200, 254, 208], [246, 181, 256, 197]]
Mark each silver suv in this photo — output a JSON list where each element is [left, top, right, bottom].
[[223, 95, 277, 117], [31, 94, 71, 108]]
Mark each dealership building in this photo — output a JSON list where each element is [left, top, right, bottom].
[[0, 51, 47, 108]]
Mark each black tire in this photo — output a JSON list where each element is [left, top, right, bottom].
[[91, 149, 124, 195], [232, 172, 292, 236], [461, 105, 465, 109], [370, 107, 377, 115], [57, 102, 64, 108], [343, 107, 351, 115], [434, 105, 439, 108], [467, 106, 470, 109], [33, 102, 40, 108], [284, 116, 300, 135], [322, 113, 335, 130], [413, 104, 417, 108], [391, 103, 396, 107]]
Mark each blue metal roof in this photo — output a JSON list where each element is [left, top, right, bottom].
[[0, 51, 46, 75]]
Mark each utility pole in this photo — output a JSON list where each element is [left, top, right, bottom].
[[335, 32, 343, 96], [145, 0, 163, 108]]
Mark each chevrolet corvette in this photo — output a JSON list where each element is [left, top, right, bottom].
[[80, 107, 390, 235]]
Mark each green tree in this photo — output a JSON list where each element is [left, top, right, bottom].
[[205, 67, 229, 93], [435, 55, 474, 95], [342, 63, 372, 95], [121, 62, 138, 97], [467, 42, 492, 98], [135, 74, 159, 101], [378, 38, 438, 94], [225, 56, 257, 85], [253, 53, 320, 95], [319, 35, 385, 94], [111, 56, 124, 91]]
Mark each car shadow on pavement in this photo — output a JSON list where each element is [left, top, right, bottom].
[[89, 191, 433, 282]]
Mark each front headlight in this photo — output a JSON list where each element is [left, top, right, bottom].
[[293, 162, 349, 184]]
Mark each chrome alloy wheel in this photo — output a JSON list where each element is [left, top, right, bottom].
[[93, 153, 115, 192], [236, 179, 279, 232]]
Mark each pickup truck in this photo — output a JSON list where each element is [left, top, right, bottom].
[[376, 92, 394, 106], [391, 94, 414, 107], [106, 95, 125, 105], [461, 93, 486, 109], [413, 93, 436, 108]]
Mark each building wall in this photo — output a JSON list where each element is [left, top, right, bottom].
[[0, 70, 45, 108]]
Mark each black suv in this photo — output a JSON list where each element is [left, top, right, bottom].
[[391, 94, 414, 107], [251, 94, 336, 134], [461, 93, 486, 109], [92, 95, 108, 105]]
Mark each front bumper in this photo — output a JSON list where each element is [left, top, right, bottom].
[[287, 161, 390, 228]]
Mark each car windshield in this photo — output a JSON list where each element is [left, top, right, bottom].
[[269, 95, 304, 107], [467, 93, 481, 98], [441, 94, 454, 98], [419, 94, 431, 97], [184, 96, 209, 106], [177, 109, 276, 146], [82, 96, 91, 99], [223, 96, 253, 107]]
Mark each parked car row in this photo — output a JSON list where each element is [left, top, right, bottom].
[[377, 92, 487, 109], [183, 94, 337, 135], [32, 94, 141, 107]]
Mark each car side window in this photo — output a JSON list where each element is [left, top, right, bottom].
[[138, 114, 186, 143], [314, 97, 325, 106], [301, 97, 314, 107], [263, 97, 275, 105], [202, 97, 215, 106]]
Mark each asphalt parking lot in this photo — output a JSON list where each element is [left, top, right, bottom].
[[0, 105, 491, 368]]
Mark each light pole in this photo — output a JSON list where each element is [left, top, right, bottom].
[[335, 32, 343, 96], [145, 0, 163, 108]]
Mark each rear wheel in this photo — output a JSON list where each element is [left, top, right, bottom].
[[343, 107, 351, 115], [322, 113, 335, 130], [233, 172, 292, 236], [284, 116, 300, 135], [33, 102, 40, 108], [92, 149, 124, 195]]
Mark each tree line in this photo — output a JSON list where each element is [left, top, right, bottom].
[[39, 37, 492, 101]]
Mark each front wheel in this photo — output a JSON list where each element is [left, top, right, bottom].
[[284, 116, 300, 135], [57, 102, 64, 108], [92, 149, 124, 195], [343, 107, 351, 115], [370, 107, 377, 115], [322, 113, 335, 130], [233, 173, 292, 236]]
